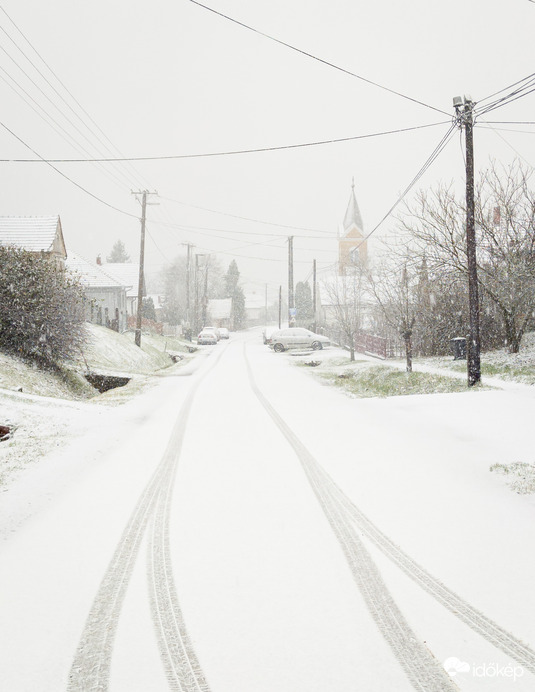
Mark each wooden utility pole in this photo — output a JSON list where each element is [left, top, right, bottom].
[[265, 283, 268, 324], [132, 190, 157, 347], [288, 236, 294, 327], [202, 255, 209, 326], [182, 242, 194, 333], [194, 254, 200, 334], [278, 285, 282, 329], [312, 258, 317, 332], [454, 96, 481, 385]]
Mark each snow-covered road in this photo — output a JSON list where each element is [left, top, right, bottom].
[[1, 331, 534, 691]]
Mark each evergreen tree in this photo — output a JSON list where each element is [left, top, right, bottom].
[[107, 239, 130, 263], [224, 260, 246, 329], [142, 297, 157, 321], [225, 259, 240, 297], [295, 281, 314, 322], [232, 285, 246, 330]]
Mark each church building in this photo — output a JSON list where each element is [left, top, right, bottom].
[[338, 180, 367, 274]]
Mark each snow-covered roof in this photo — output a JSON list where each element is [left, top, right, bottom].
[[103, 263, 139, 297], [66, 253, 127, 290], [0, 215, 66, 256], [342, 181, 364, 235], [208, 298, 232, 319]]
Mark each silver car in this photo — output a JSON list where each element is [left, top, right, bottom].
[[269, 328, 330, 352]]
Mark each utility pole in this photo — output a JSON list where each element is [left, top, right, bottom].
[[202, 255, 209, 326], [194, 253, 207, 334], [312, 258, 317, 332], [182, 242, 194, 338], [265, 283, 268, 324], [454, 95, 481, 386], [288, 236, 294, 327], [132, 190, 157, 348], [194, 254, 200, 335], [278, 285, 282, 329]]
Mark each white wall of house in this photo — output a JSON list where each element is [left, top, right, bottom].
[[85, 287, 128, 332]]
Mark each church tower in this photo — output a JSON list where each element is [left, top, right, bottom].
[[338, 179, 367, 274]]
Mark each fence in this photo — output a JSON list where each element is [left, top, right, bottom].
[[325, 327, 403, 360], [127, 315, 163, 335]]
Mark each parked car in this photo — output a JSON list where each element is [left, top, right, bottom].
[[202, 326, 220, 341], [217, 327, 230, 339], [269, 328, 330, 352], [197, 329, 218, 345], [262, 327, 278, 344]]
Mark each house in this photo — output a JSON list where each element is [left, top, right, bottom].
[[66, 253, 129, 332], [245, 293, 266, 324], [102, 261, 143, 317], [207, 298, 232, 327], [0, 215, 67, 268]]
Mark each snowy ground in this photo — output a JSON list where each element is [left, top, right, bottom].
[[1, 329, 534, 691], [0, 324, 195, 489]]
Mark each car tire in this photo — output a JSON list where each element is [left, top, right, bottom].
[[311, 341, 323, 350], [273, 343, 285, 353]]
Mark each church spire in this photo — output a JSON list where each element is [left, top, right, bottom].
[[343, 178, 363, 234]]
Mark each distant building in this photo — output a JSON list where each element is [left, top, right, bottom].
[[338, 180, 367, 274], [0, 215, 67, 268], [208, 298, 232, 327], [66, 253, 129, 332], [245, 293, 265, 324], [102, 262, 143, 316]]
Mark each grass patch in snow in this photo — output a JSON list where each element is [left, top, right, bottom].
[[490, 462, 535, 494], [78, 325, 191, 376], [0, 324, 195, 402], [317, 364, 472, 398], [0, 352, 95, 399]]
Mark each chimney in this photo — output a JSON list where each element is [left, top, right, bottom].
[[96, 254, 102, 265], [493, 207, 501, 226]]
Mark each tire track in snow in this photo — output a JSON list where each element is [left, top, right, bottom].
[[316, 455, 535, 676], [246, 346, 535, 678], [146, 398, 211, 692], [67, 350, 224, 692], [245, 349, 457, 692]]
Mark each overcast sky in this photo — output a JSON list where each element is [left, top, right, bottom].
[[0, 0, 534, 301]]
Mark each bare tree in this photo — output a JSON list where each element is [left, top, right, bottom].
[[321, 262, 366, 361], [400, 160, 535, 353], [368, 255, 417, 372]]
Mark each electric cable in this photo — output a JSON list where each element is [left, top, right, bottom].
[[188, 0, 450, 117], [0, 119, 139, 219], [0, 121, 450, 163], [348, 124, 457, 254], [476, 72, 535, 107], [0, 3, 150, 192]]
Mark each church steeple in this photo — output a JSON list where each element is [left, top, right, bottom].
[[338, 178, 367, 274], [343, 177, 364, 234]]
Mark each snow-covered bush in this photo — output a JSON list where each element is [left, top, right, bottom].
[[0, 246, 87, 367]]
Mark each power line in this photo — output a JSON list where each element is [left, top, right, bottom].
[[152, 218, 331, 239], [349, 124, 457, 252], [475, 74, 535, 117], [0, 36, 136, 193], [0, 119, 139, 219], [476, 72, 535, 107], [160, 195, 332, 233], [0, 3, 149, 192], [0, 121, 450, 163], [188, 1, 450, 117]]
